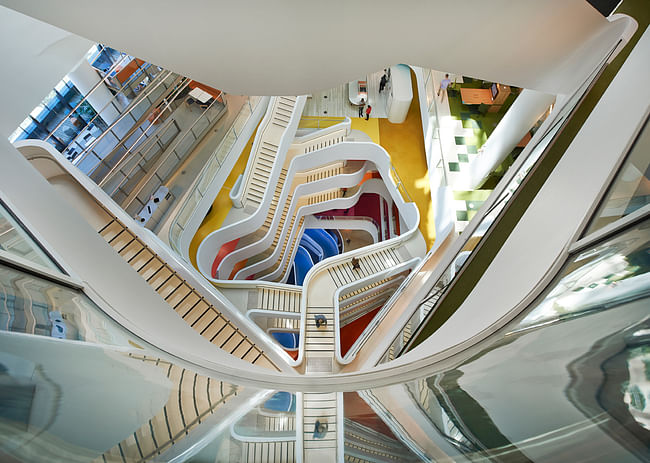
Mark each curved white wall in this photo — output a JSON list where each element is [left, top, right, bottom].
[[0, 1, 635, 96], [0, 5, 91, 137]]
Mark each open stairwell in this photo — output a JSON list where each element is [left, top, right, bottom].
[[198, 116, 350, 282], [224, 163, 348, 282]]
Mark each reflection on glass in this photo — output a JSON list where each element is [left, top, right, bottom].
[[586, 117, 650, 234], [514, 218, 650, 332], [0, 263, 141, 347], [0, 333, 244, 462], [0, 202, 59, 271], [345, 391, 427, 461]]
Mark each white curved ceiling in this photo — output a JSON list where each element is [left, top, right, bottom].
[[0, 0, 633, 96]]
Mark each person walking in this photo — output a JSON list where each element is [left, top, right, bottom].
[[358, 98, 365, 118], [379, 73, 387, 93], [438, 73, 452, 100], [365, 105, 372, 120]]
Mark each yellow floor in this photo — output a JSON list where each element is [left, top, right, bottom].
[[378, 71, 435, 249], [350, 117, 380, 145], [189, 122, 260, 268]]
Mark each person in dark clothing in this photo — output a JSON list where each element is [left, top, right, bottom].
[[379, 74, 387, 92], [358, 98, 365, 118], [351, 257, 361, 271], [365, 105, 372, 121]]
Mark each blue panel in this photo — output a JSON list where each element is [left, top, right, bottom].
[[263, 391, 296, 413], [293, 246, 314, 286], [305, 229, 339, 258], [300, 233, 323, 263], [271, 331, 300, 349]]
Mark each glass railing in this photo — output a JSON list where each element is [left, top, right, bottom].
[[584, 114, 650, 234], [0, 201, 61, 272], [420, 67, 448, 188], [380, 44, 620, 362], [1, 214, 647, 462], [169, 96, 264, 253]]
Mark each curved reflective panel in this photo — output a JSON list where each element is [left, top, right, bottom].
[[0, 201, 60, 273], [586, 116, 650, 235], [1, 220, 648, 462]]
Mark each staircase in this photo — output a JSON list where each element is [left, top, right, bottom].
[[99, 355, 237, 462], [240, 96, 298, 210], [301, 392, 342, 463], [97, 214, 277, 370]]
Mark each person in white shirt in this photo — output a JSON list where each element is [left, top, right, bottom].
[[438, 74, 452, 100]]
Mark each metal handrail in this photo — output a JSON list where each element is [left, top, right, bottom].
[[61, 65, 169, 156], [97, 78, 191, 187], [119, 95, 223, 209], [72, 71, 179, 169], [43, 53, 130, 143], [101, 116, 180, 194], [389, 166, 414, 203]]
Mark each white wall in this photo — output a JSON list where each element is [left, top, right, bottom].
[[0, 6, 91, 137], [386, 64, 412, 124], [0, 1, 635, 96]]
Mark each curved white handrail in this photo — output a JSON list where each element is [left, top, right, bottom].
[[243, 178, 401, 283], [227, 164, 375, 281], [334, 258, 421, 366], [198, 141, 420, 282]]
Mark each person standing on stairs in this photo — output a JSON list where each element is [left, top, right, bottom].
[[358, 98, 365, 118]]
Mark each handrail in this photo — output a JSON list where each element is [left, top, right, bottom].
[[43, 53, 130, 143], [72, 70, 177, 168], [72, 70, 179, 170], [100, 115, 180, 192], [334, 258, 419, 366], [389, 165, 414, 203], [97, 78, 191, 186], [62, 63, 168, 156], [115, 93, 225, 207]]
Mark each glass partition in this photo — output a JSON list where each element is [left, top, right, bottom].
[[585, 115, 650, 234], [382, 45, 616, 361], [0, 202, 60, 272], [169, 96, 264, 253]]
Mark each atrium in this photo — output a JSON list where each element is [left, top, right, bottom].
[[0, 1, 648, 462]]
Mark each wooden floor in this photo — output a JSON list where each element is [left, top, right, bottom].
[[303, 70, 389, 119]]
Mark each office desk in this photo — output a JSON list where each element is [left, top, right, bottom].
[[460, 88, 494, 105]]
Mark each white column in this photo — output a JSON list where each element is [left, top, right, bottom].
[[67, 59, 120, 124], [468, 89, 556, 189]]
